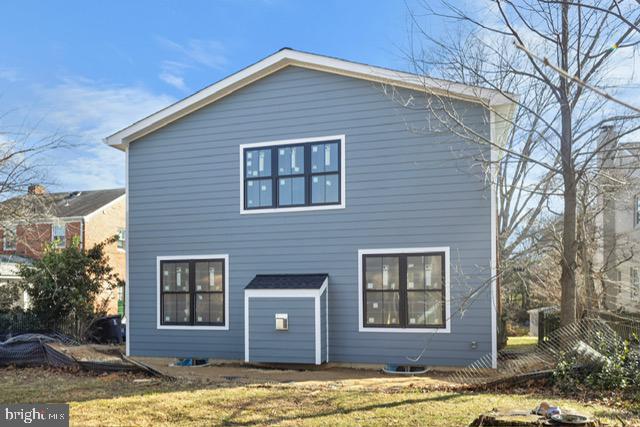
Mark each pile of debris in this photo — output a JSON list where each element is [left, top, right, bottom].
[[470, 401, 598, 426], [0, 333, 163, 376]]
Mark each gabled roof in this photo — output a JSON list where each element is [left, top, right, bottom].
[[0, 188, 125, 219], [245, 274, 329, 290], [104, 48, 514, 150]]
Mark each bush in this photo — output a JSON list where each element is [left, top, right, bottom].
[[552, 332, 640, 393], [0, 282, 22, 311], [18, 235, 123, 329]]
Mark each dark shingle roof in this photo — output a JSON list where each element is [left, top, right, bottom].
[[0, 188, 125, 218], [245, 274, 328, 290]]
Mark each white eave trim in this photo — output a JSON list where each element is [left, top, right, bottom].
[[104, 49, 514, 150]]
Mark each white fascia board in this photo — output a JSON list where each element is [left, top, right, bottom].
[[104, 49, 514, 150]]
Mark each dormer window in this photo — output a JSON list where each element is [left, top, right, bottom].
[[240, 135, 345, 214]]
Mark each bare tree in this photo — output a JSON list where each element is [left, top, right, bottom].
[[404, 0, 640, 326], [0, 111, 66, 252]]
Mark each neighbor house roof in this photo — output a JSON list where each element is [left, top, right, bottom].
[[105, 48, 515, 150], [245, 274, 329, 290], [0, 188, 125, 219]]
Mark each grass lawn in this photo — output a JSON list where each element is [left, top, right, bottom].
[[0, 367, 636, 426], [506, 335, 538, 350]]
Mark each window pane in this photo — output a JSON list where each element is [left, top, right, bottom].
[[163, 294, 190, 324], [246, 149, 271, 177], [365, 291, 383, 325], [382, 256, 399, 290], [174, 263, 189, 292], [311, 174, 339, 204], [162, 263, 176, 291], [195, 293, 210, 323], [425, 255, 443, 289], [383, 292, 400, 325], [211, 261, 223, 291], [246, 179, 273, 208], [425, 292, 444, 325], [407, 256, 425, 290], [278, 146, 304, 175], [407, 291, 426, 325], [311, 142, 339, 173], [176, 293, 190, 323], [279, 177, 305, 206], [365, 257, 382, 290], [211, 293, 224, 323], [163, 294, 177, 323]]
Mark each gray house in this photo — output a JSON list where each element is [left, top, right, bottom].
[[105, 49, 513, 368]]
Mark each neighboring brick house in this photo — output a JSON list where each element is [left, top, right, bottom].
[[0, 185, 126, 314]]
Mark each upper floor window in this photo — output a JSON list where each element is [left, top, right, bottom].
[[359, 248, 449, 332], [240, 135, 345, 213], [52, 223, 66, 248], [117, 228, 126, 250], [635, 195, 640, 227], [3, 225, 16, 251]]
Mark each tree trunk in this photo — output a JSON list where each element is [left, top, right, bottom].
[[559, 0, 577, 326]]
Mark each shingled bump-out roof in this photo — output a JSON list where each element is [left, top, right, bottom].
[[245, 274, 329, 290]]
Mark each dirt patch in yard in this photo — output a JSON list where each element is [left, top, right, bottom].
[[132, 357, 471, 392]]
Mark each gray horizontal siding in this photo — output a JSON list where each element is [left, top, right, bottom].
[[248, 297, 316, 364], [128, 65, 492, 366]]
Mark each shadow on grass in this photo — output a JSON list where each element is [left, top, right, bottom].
[[219, 392, 462, 426]]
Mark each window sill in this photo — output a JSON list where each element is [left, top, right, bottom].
[[240, 203, 345, 215], [157, 324, 229, 331], [359, 326, 450, 333]]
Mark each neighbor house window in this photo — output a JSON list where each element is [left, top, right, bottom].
[[631, 267, 639, 300], [361, 251, 447, 329], [160, 258, 225, 326], [117, 228, 126, 250], [52, 224, 66, 248], [241, 136, 344, 212], [3, 225, 16, 251]]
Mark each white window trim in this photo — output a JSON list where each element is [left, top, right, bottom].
[[357, 247, 451, 334], [244, 279, 328, 365], [51, 223, 67, 248], [116, 228, 126, 253], [3, 225, 16, 251], [156, 254, 230, 331], [239, 134, 346, 214]]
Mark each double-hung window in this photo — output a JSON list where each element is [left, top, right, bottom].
[[160, 257, 226, 327], [631, 267, 639, 300], [241, 136, 345, 212], [3, 225, 16, 251], [52, 223, 66, 248], [117, 228, 126, 250], [360, 249, 448, 331]]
